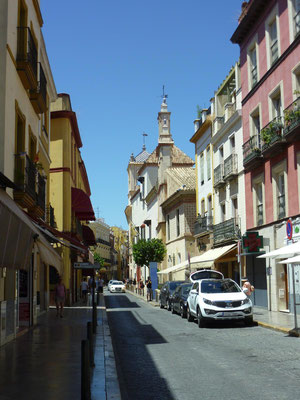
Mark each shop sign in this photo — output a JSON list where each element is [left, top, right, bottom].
[[242, 231, 263, 253]]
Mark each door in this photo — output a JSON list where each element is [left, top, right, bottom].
[[189, 282, 198, 313], [246, 255, 268, 307]]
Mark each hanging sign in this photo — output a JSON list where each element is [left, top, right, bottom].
[[242, 231, 263, 253], [286, 219, 293, 240]]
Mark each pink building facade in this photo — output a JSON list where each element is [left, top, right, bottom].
[[232, 0, 300, 312]]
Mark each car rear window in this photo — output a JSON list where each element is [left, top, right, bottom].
[[169, 281, 184, 290], [201, 280, 241, 294], [182, 284, 192, 295]]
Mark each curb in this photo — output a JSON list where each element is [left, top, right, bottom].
[[255, 320, 299, 337], [126, 289, 159, 307]]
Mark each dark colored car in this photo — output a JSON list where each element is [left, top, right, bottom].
[[159, 281, 186, 311], [170, 282, 193, 318]]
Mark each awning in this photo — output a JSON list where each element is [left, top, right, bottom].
[[37, 240, 62, 275], [257, 241, 300, 259], [279, 255, 300, 264], [157, 260, 189, 275], [0, 188, 62, 271], [189, 244, 237, 265], [82, 225, 96, 246], [71, 187, 95, 221]]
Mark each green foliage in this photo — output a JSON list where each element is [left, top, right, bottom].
[[132, 238, 166, 267], [93, 252, 104, 267], [260, 120, 283, 144]]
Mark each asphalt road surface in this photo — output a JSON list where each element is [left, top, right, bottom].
[[105, 291, 300, 400]]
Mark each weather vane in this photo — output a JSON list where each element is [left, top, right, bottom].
[[161, 85, 168, 103], [142, 132, 148, 150]]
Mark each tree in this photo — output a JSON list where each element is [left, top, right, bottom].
[[93, 252, 104, 268], [132, 239, 166, 267]]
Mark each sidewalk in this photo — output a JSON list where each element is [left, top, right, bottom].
[[0, 294, 121, 400], [127, 288, 300, 337]]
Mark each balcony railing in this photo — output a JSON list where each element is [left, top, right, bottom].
[[37, 173, 46, 212], [224, 153, 238, 180], [46, 205, 56, 228], [243, 134, 262, 169], [30, 63, 47, 114], [14, 153, 37, 201], [283, 97, 300, 142], [194, 214, 213, 236], [261, 116, 285, 157], [278, 194, 286, 219], [257, 204, 264, 226], [213, 164, 225, 188], [213, 217, 239, 245], [16, 27, 38, 89]]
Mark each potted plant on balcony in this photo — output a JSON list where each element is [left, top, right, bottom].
[[260, 119, 283, 146], [284, 95, 300, 132]]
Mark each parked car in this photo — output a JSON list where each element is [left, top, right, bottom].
[[189, 269, 224, 282], [186, 278, 253, 328], [109, 281, 126, 293], [159, 281, 186, 310], [170, 282, 193, 318], [108, 280, 118, 291]]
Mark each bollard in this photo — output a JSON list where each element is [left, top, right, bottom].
[[92, 302, 97, 333], [87, 322, 94, 367], [81, 339, 91, 400]]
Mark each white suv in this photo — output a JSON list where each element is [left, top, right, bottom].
[[186, 278, 253, 328]]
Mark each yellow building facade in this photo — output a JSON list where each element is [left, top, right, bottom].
[[50, 94, 95, 304]]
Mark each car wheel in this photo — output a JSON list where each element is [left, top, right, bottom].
[[197, 307, 205, 328], [167, 299, 171, 311], [159, 298, 164, 309], [187, 305, 193, 322], [180, 304, 185, 319], [245, 316, 253, 327], [171, 302, 176, 314]]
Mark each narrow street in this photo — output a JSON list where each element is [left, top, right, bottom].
[[106, 291, 300, 400]]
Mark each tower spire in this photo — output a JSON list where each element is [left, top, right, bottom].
[[158, 85, 173, 144]]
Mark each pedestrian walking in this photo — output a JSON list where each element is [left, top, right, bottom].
[[55, 277, 66, 318], [98, 277, 104, 293], [241, 277, 254, 296], [80, 278, 89, 303], [139, 279, 145, 296], [146, 276, 152, 301]]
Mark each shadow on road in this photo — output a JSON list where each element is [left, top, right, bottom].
[[105, 296, 174, 400], [106, 294, 140, 309]]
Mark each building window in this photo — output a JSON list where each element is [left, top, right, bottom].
[[200, 153, 204, 185], [250, 46, 258, 87], [277, 173, 286, 219], [230, 135, 235, 153], [167, 215, 170, 240], [168, 255, 172, 268], [256, 183, 264, 226], [207, 195, 212, 217], [293, 0, 300, 37], [220, 203, 226, 222], [232, 197, 238, 221], [250, 108, 261, 149], [176, 209, 180, 237], [172, 254, 175, 266], [269, 18, 279, 65], [177, 253, 181, 264], [219, 146, 224, 164], [271, 91, 282, 120], [201, 199, 205, 217], [207, 146, 211, 180]]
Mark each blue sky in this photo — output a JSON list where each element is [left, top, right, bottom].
[[41, 0, 242, 229]]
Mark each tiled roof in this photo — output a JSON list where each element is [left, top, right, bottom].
[[134, 149, 150, 162], [145, 145, 194, 165], [166, 167, 196, 190]]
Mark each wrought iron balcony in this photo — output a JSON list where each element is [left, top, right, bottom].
[[257, 204, 264, 226], [261, 116, 285, 158], [46, 205, 57, 228], [16, 27, 38, 90], [194, 214, 213, 236], [37, 173, 46, 211], [213, 217, 239, 245], [213, 164, 225, 189], [30, 63, 47, 114], [14, 153, 37, 208], [278, 194, 286, 220], [243, 134, 263, 171], [224, 153, 238, 180], [283, 97, 300, 143]]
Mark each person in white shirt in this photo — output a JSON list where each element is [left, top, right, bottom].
[[80, 278, 89, 302]]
